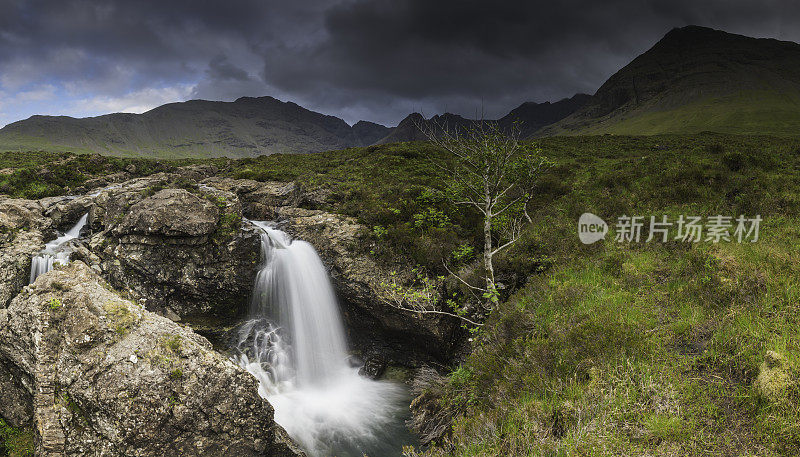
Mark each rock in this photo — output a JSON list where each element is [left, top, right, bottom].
[[43, 195, 94, 232], [0, 359, 32, 427], [175, 164, 219, 181], [89, 177, 261, 320], [358, 355, 388, 379], [0, 198, 45, 233], [0, 198, 51, 308], [0, 230, 44, 308], [0, 261, 303, 456], [115, 189, 220, 237], [755, 350, 793, 402], [274, 207, 459, 365], [201, 177, 301, 220]]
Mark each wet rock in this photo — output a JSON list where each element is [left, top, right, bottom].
[[358, 355, 388, 379], [0, 261, 303, 456]]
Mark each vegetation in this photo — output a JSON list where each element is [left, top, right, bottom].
[[573, 90, 800, 137], [2, 132, 800, 455], [0, 419, 34, 457], [0, 151, 190, 199], [418, 120, 549, 310]]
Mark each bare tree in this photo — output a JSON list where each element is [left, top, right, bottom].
[[417, 117, 549, 308]]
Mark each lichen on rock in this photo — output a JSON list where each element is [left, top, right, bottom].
[[0, 261, 303, 456]]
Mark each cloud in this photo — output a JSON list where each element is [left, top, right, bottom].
[[69, 84, 196, 115], [0, 0, 798, 126]]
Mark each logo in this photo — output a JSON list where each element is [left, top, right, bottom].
[[578, 212, 608, 244]]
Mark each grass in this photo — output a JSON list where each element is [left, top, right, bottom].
[[572, 89, 800, 136], [397, 134, 800, 456], [2, 133, 800, 455]]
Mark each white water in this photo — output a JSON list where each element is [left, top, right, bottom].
[[29, 213, 88, 284], [234, 222, 414, 456]]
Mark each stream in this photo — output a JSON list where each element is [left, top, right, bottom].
[[233, 222, 418, 456]]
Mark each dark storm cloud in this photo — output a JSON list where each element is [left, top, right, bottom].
[[0, 0, 797, 126]]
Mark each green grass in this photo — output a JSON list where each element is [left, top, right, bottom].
[[397, 134, 800, 456], [3, 133, 800, 455], [573, 89, 800, 136]]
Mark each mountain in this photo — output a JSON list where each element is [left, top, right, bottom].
[[0, 96, 390, 158], [352, 120, 392, 146], [542, 26, 800, 136], [499, 94, 590, 136], [376, 95, 588, 144], [375, 112, 474, 144]]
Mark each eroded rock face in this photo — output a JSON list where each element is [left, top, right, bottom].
[[0, 261, 303, 456], [88, 176, 261, 321], [273, 207, 460, 365], [0, 198, 49, 308], [201, 177, 302, 220]]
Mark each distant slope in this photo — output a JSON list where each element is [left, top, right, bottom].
[[0, 96, 389, 158], [499, 94, 590, 136], [376, 95, 588, 144], [542, 26, 800, 136]]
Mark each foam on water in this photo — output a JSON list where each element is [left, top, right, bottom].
[[234, 221, 415, 456], [29, 213, 88, 283]]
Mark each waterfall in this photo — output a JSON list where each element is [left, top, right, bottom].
[[29, 213, 88, 284], [234, 221, 415, 457]]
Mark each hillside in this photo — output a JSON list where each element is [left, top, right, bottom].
[[0, 96, 390, 158], [3, 134, 800, 455], [543, 26, 800, 136]]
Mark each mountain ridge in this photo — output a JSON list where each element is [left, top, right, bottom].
[[0, 96, 391, 158], [0, 94, 587, 157], [541, 25, 800, 136]]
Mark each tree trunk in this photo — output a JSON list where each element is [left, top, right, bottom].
[[483, 209, 495, 293]]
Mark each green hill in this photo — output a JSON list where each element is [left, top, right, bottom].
[[0, 96, 391, 159], [542, 26, 800, 136]]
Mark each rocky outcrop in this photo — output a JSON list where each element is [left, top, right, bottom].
[[87, 175, 261, 321], [0, 198, 49, 307], [273, 207, 460, 364], [0, 261, 302, 456], [200, 177, 303, 220]]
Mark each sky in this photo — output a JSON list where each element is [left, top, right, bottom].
[[0, 0, 798, 128]]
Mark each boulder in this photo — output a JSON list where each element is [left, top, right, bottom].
[[0, 261, 303, 456], [43, 195, 94, 232], [115, 189, 220, 237], [88, 176, 261, 321], [0, 197, 51, 234]]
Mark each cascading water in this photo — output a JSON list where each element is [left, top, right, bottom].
[[29, 213, 89, 283], [234, 221, 417, 456]]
